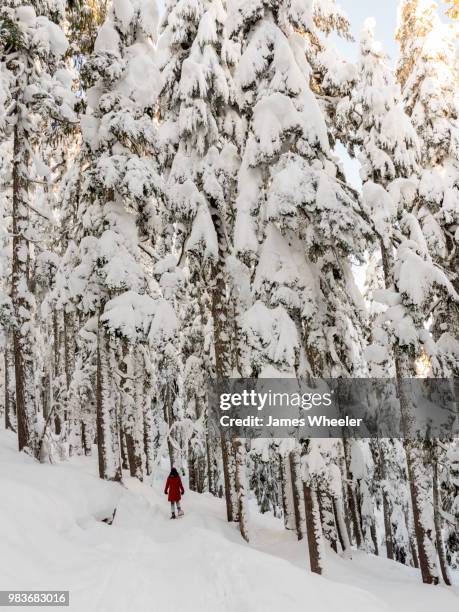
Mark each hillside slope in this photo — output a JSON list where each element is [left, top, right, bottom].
[[0, 429, 457, 612]]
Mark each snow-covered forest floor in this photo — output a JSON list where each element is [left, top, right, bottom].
[[1, 427, 457, 612]]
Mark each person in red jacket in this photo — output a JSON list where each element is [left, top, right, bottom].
[[164, 467, 185, 519]]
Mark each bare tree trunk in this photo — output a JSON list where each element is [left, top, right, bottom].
[[162, 375, 177, 470], [11, 121, 35, 453], [120, 425, 129, 470], [303, 482, 324, 575], [96, 323, 122, 482], [379, 443, 394, 560], [370, 522, 379, 557], [63, 311, 74, 391], [343, 438, 363, 548], [234, 437, 249, 542], [125, 427, 143, 481], [410, 532, 420, 568], [52, 308, 61, 436], [206, 432, 215, 495], [196, 455, 206, 493], [143, 401, 154, 476], [280, 454, 296, 531], [319, 489, 338, 553], [4, 346, 16, 432], [133, 355, 145, 480], [289, 449, 306, 540], [221, 433, 237, 522], [433, 447, 451, 585], [188, 441, 197, 492], [333, 496, 352, 556], [404, 440, 438, 584], [81, 421, 92, 456], [211, 209, 238, 522], [64, 311, 78, 455], [119, 344, 143, 481]]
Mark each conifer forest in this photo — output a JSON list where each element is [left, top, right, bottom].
[[0, 1, 458, 610]]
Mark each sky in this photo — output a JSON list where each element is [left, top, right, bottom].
[[337, 0, 399, 62]]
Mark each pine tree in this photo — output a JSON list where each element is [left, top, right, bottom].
[[0, 143, 16, 434], [396, 2, 459, 582], [158, 0, 243, 525], [353, 18, 458, 585], [65, 0, 164, 480], [0, 1, 75, 454], [396, 0, 459, 379], [227, 0, 371, 570]]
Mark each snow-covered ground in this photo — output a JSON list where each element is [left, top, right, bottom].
[[0, 429, 457, 612]]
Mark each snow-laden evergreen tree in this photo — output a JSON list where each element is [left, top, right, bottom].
[[352, 18, 458, 585], [228, 0, 370, 379], [396, 0, 459, 380], [0, 142, 17, 434], [445, 442, 459, 569], [0, 0, 76, 455], [396, 2, 459, 582], [226, 0, 372, 570], [360, 258, 417, 562], [57, 0, 169, 481], [158, 0, 244, 527]]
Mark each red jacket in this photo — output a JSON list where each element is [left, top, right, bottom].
[[164, 475, 184, 502]]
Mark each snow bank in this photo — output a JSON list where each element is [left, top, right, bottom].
[[0, 430, 121, 599], [1, 429, 457, 611]]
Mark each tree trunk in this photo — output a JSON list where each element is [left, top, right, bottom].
[[196, 454, 206, 493], [303, 482, 324, 575], [125, 427, 143, 481], [333, 496, 352, 556], [11, 121, 35, 454], [120, 426, 129, 470], [289, 449, 306, 540], [280, 454, 296, 531], [319, 489, 338, 553], [206, 432, 215, 495], [211, 210, 238, 521], [410, 533, 420, 568], [379, 442, 394, 560], [163, 379, 177, 470], [64, 311, 78, 455], [343, 438, 364, 548], [188, 441, 197, 492], [404, 440, 439, 584], [4, 346, 16, 432], [370, 522, 379, 557], [433, 447, 451, 585], [81, 421, 92, 456], [120, 344, 143, 481], [221, 433, 237, 522], [52, 308, 61, 435], [143, 400, 154, 476], [63, 310, 74, 391], [96, 323, 122, 482], [233, 437, 249, 542]]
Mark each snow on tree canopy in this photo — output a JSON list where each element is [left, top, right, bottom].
[[242, 301, 299, 370], [101, 291, 178, 345], [395, 240, 458, 308], [187, 203, 219, 260]]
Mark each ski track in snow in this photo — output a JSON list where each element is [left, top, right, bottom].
[[0, 429, 458, 612]]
